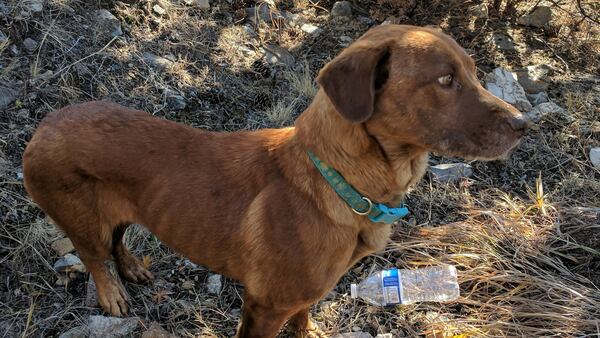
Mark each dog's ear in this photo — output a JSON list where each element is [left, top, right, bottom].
[[316, 43, 391, 123]]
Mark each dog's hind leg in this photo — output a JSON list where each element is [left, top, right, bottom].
[[111, 224, 154, 284]]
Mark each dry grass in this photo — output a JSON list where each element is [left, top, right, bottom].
[[1, 0, 599, 337]]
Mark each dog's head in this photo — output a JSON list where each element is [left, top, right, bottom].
[[316, 25, 529, 160]]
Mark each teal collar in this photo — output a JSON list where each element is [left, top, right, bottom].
[[307, 150, 409, 224]]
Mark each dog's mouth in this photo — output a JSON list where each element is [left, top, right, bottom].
[[429, 129, 525, 162]]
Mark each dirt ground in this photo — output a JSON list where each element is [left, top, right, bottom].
[[1, 0, 599, 337]]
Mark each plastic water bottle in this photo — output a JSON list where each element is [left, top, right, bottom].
[[350, 265, 459, 306]]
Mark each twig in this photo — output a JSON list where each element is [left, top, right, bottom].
[[576, 0, 600, 25]]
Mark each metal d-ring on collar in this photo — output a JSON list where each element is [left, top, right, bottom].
[[307, 150, 410, 224]]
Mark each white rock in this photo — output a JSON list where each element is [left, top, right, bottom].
[[589, 148, 600, 169], [51, 237, 75, 256], [95, 9, 123, 37], [430, 163, 473, 182], [526, 102, 566, 123], [88, 316, 139, 338], [0, 84, 17, 110], [333, 333, 373, 338], [527, 91, 549, 106], [153, 5, 166, 15], [485, 67, 532, 111], [54, 253, 86, 273], [206, 274, 222, 294], [58, 326, 88, 338], [24, 0, 43, 13], [183, 0, 210, 9], [517, 6, 552, 28], [262, 44, 294, 66], [301, 23, 322, 35], [331, 1, 352, 17], [23, 38, 38, 52], [516, 64, 551, 94], [143, 52, 174, 70]]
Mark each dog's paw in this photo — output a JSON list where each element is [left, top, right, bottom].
[[292, 321, 328, 338], [96, 277, 129, 317], [116, 254, 154, 284]]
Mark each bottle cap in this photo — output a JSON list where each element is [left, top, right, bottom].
[[350, 284, 357, 298]]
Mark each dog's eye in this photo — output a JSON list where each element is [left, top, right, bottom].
[[437, 74, 453, 86]]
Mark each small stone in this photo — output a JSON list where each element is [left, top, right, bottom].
[[9, 45, 19, 56], [55, 275, 71, 286], [24, 0, 43, 13], [485, 67, 532, 111], [141, 322, 178, 338], [153, 5, 166, 15], [526, 102, 566, 123], [143, 52, 174, 70], [331, 1, 352, 17], [183, 0, 210, 9], [85, 275, 99, 307], [352, 326, 361, 332], [181, 280, 194, 290], [246, 5, 284, 25], [516, 64, 552, 94], [94, 10, 123, 37], [375, 334, 393, 338], [54, 253, 86, 273], [262, 44, 294, 66], [285, 13, 306, 27], [332, 333, 373, 338], [165, 90, 186, 110], [471, 3, 488, 18], [300, 23, 322, 35], [0, 31, 8, 43], [517, 6, 552, 28], [230, 308, 241, 318], [51, 238, 75, 256], [58, 326, 88, 338], [491, 33, 515, 51], [88, 316, 139, 338], [23, 38, 38, 52], [429, 163, 473, 182], [0, 84, 17, 110], [206, 274, 221, 294], [590, 148, 600, 170], [527, 92, 549, 106]]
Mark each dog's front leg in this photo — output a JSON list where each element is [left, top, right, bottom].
[[287, 308, 326, 338], [235, 293, 293, 338]]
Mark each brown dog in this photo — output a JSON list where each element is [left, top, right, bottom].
[[23, 25, 528, 337]]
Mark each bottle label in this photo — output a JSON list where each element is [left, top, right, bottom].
[[381, 269, 402, 305]]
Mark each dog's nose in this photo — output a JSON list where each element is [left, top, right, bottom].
[[508, 114, 531, 133]]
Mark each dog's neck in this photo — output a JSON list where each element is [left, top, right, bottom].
[[293, 91, 429, 204]]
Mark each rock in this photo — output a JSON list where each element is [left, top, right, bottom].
[[517, 6, 552, 28], [0, 30, 8, 43], [590, 148, 600, 170], [143, 52, 174, 70], [141, 322, 178, 338], [375, 335, 393, 338], [85, 275, 99, 307], [485, 67, 532, 111], [300, 23, 322, 35], [471, 3, 488, 18], [526, 102, 566, 123], [55, 275, 71, 286], [527, 91, 549, 106], [23, 38, 38, 52], [51, 237, 75, 256], [164, 90, 186, 110], [181, 280, 194, 290], [516, 64, 551, 94], [88, 316, 139, 338], [58, 326, 88, 338], [94, 10, 123, 37], [332, 333, 373, 338], [206, 274, 221, 294], [183, 0, 210, 9], [285, 13, 306, 27], [246, 5, 284, 25], [24, 0, 43, 13], [429, 163, 473, 182], [491, 33, 515, 51], [331, 1, 352, 17], [262, 44, 294, 66], [153, 5, 166, 15], [9, 45, 20, 56], [54, 253, 86, 273], [0, 84, 17, 110]]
